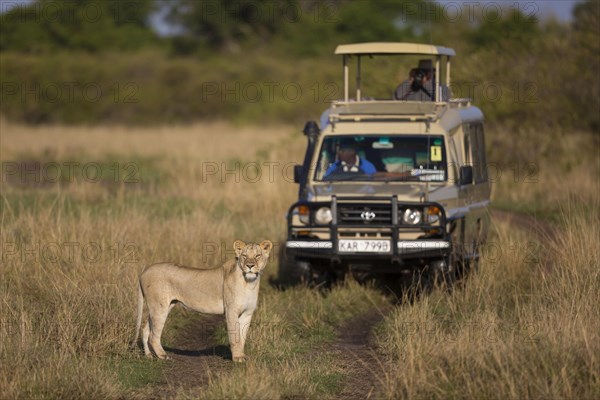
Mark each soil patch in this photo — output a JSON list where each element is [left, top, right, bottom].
[[151, 313, 231, 399], [332, 306, 392, 399]]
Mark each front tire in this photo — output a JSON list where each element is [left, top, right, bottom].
[[278, 246, 335, 287], [277, 246, 311, 286]]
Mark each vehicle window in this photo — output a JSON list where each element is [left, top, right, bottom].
[[464, 123, 487, 184], [463, 124, 472, 165], [314, 135, 447, 182], [475, 124, 488, 183]]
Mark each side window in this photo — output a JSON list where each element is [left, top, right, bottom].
[[475, 124, 488, 183], [464, 123, 487, 184], [449, 136, 460, 182], [466, 123, 487, 184], [463, 124, 472, 165]]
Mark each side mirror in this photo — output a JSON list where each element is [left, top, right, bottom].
[[303, 121, 320, 137], [293, 165, 302, 184], [459, 165, 473, 186]]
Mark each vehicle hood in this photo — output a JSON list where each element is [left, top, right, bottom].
[[311, 182, 448, 201]]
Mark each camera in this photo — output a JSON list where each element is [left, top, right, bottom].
[[411, 69, 426, 91]]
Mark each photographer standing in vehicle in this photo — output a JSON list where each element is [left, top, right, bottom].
[[394, 60, 450, 101]]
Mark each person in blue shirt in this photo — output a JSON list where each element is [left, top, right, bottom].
[[324, 139, 377, 178]]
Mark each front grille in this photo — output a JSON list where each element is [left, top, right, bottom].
[[337, 204, 392, 225], [338, 230, 393, 238]]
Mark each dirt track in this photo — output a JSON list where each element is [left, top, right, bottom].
[[150, 306, 392, 400], [331, 307, 392, 399], [153, 314, 229, 399]]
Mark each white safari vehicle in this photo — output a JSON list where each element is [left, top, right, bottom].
[[282, 42, 491, 284]]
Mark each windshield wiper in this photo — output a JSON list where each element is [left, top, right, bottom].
[[323, 174, 371, 182], [382, 176, 419, 182]]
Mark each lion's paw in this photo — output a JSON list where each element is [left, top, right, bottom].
[[232, 355, 248, 363]]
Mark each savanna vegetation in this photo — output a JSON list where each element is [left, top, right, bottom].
[[0, 0, 598, 130], [0, 118, 597, 398], [1, 0, 599, 399]]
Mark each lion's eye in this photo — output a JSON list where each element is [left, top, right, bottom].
[[256, 255, 261, 259]]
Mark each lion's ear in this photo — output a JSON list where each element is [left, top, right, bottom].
[[233, 240, 246, 258], [259, 240, 273, 255]]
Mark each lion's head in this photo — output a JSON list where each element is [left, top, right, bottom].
[[233, 240, 273, 282]]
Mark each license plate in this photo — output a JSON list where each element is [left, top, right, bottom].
[[338, 240, 391, 253]]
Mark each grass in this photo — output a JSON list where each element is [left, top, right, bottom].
[[187, 280, 388, 399], [1, 118, 598, 399], [110, 357, 163, 391], [0, 118, 301, 398], [0, 118, 390, 399], [488, 126, 599, 222], [374, 206, 600, 399]]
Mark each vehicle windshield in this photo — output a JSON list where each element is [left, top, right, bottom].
[[314, 135, 447, 182]]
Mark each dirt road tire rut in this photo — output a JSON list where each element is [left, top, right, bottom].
[[332, 307, 392, 399]]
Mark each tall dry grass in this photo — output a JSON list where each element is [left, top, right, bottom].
[[0, 119, 309, 398], [1, 119, 392, 399], [375, 205, 600, 399], [489, 127, 599, 219]]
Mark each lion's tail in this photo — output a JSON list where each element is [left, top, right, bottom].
[[132, 279, 144, 348]]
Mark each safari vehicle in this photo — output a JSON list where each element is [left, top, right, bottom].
[[281, 42, 491, 284]]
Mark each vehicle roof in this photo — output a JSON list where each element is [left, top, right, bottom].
[[323, 101, 484, 134], [334, 42, 456, 57]]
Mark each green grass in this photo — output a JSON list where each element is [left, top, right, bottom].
[[109, 357, 164, 391], [0, 50, 340, 125]]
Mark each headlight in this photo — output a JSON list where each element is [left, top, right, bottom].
[[298, 205, 309, 224], [402, 208, 422, 225], [426, 206, 441, 224], [315, 207, 333, 225]]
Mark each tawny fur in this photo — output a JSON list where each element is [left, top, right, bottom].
[[133, 240, 272, 362]]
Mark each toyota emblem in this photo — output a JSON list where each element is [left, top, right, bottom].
[[361, 211, 376, 222]]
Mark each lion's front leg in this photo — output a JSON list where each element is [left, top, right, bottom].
[[236, 310, 254, 362], [225, 309, 254, 362]]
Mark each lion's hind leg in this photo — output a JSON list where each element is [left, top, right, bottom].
[[142, 319, 151, 357], [147, 301, 174, 359]]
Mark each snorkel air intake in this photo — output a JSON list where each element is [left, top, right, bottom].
[[298, 121, 320, 198]]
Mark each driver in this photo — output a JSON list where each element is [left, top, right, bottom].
[[324, 139, 376, 177]]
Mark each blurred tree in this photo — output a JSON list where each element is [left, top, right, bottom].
[[570, 0, 600, 132], [166, 0, 297, 51], [0, 0, 157, 52], [166, 0, 434, 55], [468, 8, 539, 49], [1, 0, 596, 131], [573, 0, 600, 41], [334, 0, 420, 42]]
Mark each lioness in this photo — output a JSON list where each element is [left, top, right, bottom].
[[134, 240, 272, 362]]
